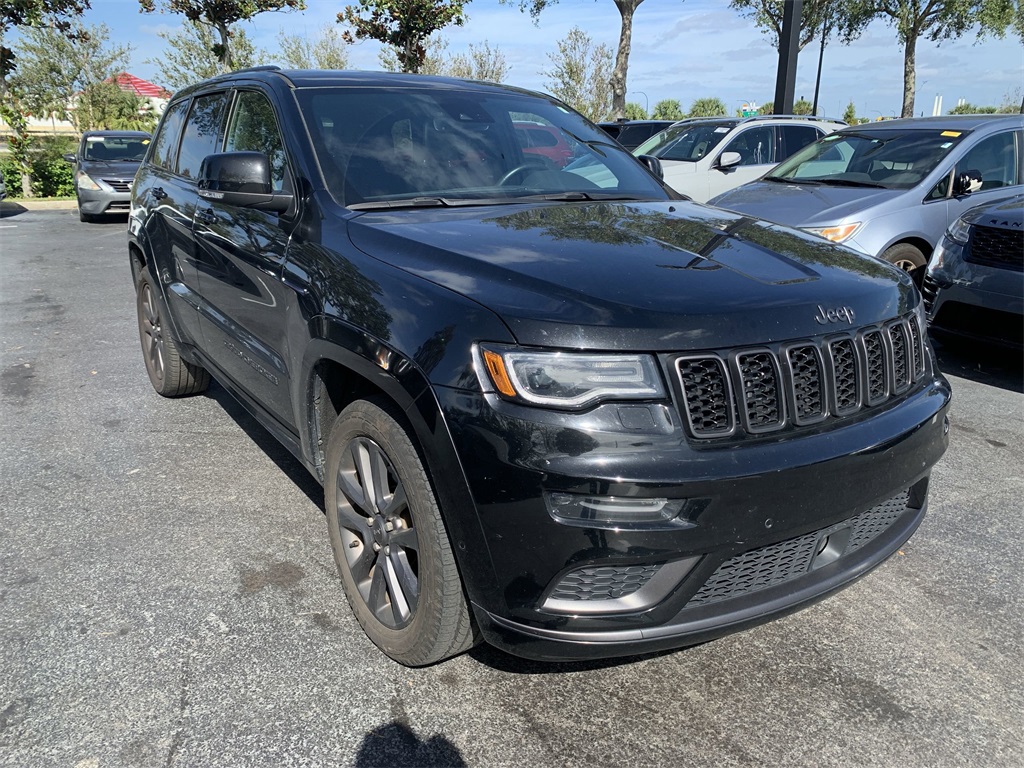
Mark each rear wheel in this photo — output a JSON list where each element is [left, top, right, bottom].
[[136, 273, 210, 397], [325, 399, 476, 666], [881, 243, 926, 285]]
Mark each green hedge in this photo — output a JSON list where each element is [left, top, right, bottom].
[[1, 136, 77, 199]]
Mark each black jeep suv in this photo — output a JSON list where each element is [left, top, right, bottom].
[[128, 68, 951, 666]]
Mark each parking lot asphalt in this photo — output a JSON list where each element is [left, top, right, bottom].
[[1, 207, 1022, 768]]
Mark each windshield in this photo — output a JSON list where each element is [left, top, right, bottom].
[[633, 121, 736, 161], [296, 87, 670, 208], [765, 129, 971, 189], [83, 135, 150, 162]]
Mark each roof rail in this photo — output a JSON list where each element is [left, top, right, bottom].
[[228, 65, 283, 74], [739, 114, 848, 125]]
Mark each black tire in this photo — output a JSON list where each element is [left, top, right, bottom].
[[78, 207, 94, 223], [135, 272, 210, 397], [325, 399, 477, 666], [881, 243, 926, 285]]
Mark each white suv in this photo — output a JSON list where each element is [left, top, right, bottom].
[[634, 115, 846, 203]]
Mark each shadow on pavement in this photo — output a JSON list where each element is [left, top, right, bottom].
[[354, 722, 466, 767], [206, 381, 325, 511], [0, 201, 29, 218], [932, 334, 1023, 394]]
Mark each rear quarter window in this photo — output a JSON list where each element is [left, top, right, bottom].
[[150, 101, 189, 171]]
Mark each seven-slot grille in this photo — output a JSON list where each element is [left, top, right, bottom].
[[675, 313, 926, 439], [966, 224, 1024, 272], [102, 178, 132, 193]]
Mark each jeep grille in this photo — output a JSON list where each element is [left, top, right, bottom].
[[674, 313, 926, 439]]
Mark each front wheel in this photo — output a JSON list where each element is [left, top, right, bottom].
[[881, 243, 926, 285], [325, 399, 476, 666]]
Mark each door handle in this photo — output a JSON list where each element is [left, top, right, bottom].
[[196, 208, 217, 225], [151, 186, 167, 200]]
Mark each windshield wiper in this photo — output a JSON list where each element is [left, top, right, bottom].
[[763, 175, 820, 185], [347, 196, 524, 210], [815, 178, 887, 189], [513, 191, 652, 203]]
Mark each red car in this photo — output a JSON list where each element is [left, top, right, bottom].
[[514, 121, 574, 168]]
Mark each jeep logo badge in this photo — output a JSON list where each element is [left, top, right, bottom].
[[814, 304, 856, 325]]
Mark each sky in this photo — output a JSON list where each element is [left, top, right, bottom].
[[55, 0, 1024, 118]]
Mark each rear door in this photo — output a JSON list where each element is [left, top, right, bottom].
[[192, 88, 297, 429]]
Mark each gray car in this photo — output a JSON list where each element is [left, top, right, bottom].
[[709, 115, 1024, 277], [64, 130, 151, 222], [922, 193, 1023, 348]]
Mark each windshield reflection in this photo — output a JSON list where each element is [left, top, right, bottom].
[[297, 86, 671, 208]]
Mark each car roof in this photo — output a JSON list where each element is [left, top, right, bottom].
[[172, 66, 548, 102], [82, 130, 151, 138], [839, 115, 1023, 132]]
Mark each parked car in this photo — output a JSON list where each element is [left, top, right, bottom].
[[64, 130, 151, 222], [598, 119, 676, 150], [128, 68, 950, 666], [513, 120, 575, 168], [709, 115, 1024, 278], [922, 193, 1023, 348], [631, 115, 845, 203], [0, 177, 6, 201]]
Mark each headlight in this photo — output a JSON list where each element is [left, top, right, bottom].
[[75, 171, 102, 191], [803, 222, 862, 243], [945, 215, 972, 245], [477, 344, 665, 409]]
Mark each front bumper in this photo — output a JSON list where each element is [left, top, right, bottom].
[[78, 185, 132, 215], [436, 368, 951, 661], [923, 236, 1024, 347]]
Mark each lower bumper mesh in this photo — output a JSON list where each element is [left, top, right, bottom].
[[686, 490, 911, 609]]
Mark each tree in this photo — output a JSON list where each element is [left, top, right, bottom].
[[792, 96, 813, 114], [339, 0, 469, 74], [1, 0, 90, 197], [150, 21, 260, 91], [729, 0, 840, 50], [378, 35, 448, 74], [840, 0, 1016, 118], [276, 26, 349, 69], [843, 100, 858, 123], [948, 101, 998, 113], [623, 101, 647, 119], [542, 26, 612, 121], [11, 22, 132, 131], [447, 40, 509, 81], [139, 0, 304, 73], [651, 98, 683, 119], [504, 0, 662, 121], [687, 97, 727, 117], [78, 81, 158, 130]]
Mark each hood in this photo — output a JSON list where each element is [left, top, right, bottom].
[[79, 159, 142, 180], [963, 193, 1024, 228], [347, 200, 916, 351], [710, 181, 905, 229]]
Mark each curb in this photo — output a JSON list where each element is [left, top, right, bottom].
[[1, 199, 78, 211]]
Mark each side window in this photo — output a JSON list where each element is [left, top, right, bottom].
[[725, 126, 775, 166], [780, 125, 820, 160], [955, 131, 1018, 191], [176, 92, 231, 179], [224, 90, 289, 191], [150, 100, 188, 171]]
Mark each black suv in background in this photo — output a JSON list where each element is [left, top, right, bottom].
[[128, 68, 951, 666]]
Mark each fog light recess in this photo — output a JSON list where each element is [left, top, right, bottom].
[[545, 492, 688, 529]]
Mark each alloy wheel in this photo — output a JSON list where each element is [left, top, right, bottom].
[[139, 283, 165, 383], [335, 436, 420, 629]]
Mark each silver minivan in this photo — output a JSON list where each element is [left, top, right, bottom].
[[709, 115, 1024, 276]]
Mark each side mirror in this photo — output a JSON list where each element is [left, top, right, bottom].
[[198, 151, 292, 213], [717, 151, 742, 170], [63, 153, 77, 164], [953, 169, 982, 196], [637, 154, 664, 180]]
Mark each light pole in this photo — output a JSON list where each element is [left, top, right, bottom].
[[632, 91, 649, 117]]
